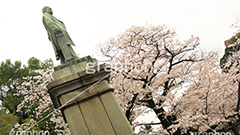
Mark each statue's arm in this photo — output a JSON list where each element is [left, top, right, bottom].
[[48, 32, 51, 41]]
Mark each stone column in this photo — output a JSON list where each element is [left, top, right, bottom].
[[47, 56, 134, 135]]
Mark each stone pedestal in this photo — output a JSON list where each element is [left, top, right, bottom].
[[47, 56, 133, 135]]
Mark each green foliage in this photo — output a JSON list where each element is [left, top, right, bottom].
[[138, 125, 153, 134], [0, 108, 18, 135], [14, 118, 42, 132], [13, 59, 68, 134], [0, 57, 53, 124], [34, 107, 60, 135], [220, 33, 240, 71], [0, 59, 29, 118], [220, 44, 240, 71], [27, 57, 53, 71]]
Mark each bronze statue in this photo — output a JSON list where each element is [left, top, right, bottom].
[[42, 6, 78, 64]]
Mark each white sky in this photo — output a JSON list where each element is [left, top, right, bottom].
[[0, 0, 239, 65]]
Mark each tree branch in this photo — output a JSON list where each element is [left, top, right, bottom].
[[125, 93, 139, 123], [136, 122, 161, 126], [172, 59, 203, 67]]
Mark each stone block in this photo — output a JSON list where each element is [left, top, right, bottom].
[[47, 57, 133, 135]]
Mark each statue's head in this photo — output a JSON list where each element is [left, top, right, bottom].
[[42, 6, 53, 15]]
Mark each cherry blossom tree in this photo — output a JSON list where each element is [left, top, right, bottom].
[[16, 69, 70, 135], [169, 51, 240, 134], [98, 24, 202, 134]]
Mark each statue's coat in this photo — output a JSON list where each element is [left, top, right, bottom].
[[42, 12, 75, 60]]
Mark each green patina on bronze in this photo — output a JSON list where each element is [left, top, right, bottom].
[[42, 6, 78, 64], [54, 55, 96, 71]]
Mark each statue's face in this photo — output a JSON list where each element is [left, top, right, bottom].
[[43, 6, 53, 15], [47, 8, 53, 15]]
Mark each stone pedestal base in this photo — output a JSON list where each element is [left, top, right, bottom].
[[47, 57, 133, 135]]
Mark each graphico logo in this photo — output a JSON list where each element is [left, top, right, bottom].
[[86, 62, 158, 74], [10, 130, 50, 135]]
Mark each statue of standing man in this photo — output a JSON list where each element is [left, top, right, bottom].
[[42, 6, 78, 64]]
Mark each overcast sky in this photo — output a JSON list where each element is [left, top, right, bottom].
[[0, 0, 240, 65]]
